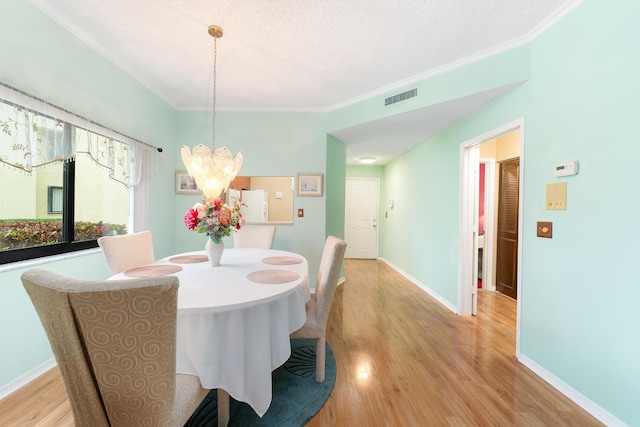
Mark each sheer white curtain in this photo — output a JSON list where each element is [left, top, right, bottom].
[[0, 84, 159, 187]]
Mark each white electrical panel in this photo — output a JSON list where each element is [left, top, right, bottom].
[[546, 182, 567, 210], [554, 161, 578, 177]]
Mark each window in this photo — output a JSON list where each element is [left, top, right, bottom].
[[47, 186, 63, 214], [0, 148, 131, 264], [0, 84, 158, 265]]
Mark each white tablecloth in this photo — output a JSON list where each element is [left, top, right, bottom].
[[110, 248, 310, 417]]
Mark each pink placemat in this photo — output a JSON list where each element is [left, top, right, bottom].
[[169, 255, 209, 264], [262, 256, 303, 265], [247, 269, 300, 284], [124, 265, 183, 278]]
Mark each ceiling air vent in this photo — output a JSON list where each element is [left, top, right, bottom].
[[385, 88, 418, 106]]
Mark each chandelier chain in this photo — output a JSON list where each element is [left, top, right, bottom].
[[211, 36, 217, 150], [180, 24, 242, 201]]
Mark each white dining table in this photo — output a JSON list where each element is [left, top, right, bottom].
[[109, 248, 310, 424]]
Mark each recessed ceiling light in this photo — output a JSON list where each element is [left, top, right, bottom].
[[357, 156, 377, 164]]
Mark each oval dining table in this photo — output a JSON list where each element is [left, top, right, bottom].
[[109, 247, 311, 426]]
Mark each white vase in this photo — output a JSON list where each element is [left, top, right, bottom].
[[205, 238, 224, 267]]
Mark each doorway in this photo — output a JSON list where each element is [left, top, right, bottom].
[[457, 118, 524, 354], [344, 177, 379, 259]]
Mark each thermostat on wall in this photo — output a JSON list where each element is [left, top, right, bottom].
[[554, 161, 578, 177]]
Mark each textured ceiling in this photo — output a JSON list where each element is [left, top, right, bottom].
[[27, 0, 578, 164]]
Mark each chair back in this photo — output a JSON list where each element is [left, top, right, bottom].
[[22, 269, 180, 427], [233, 225, 276, 249], [314, 236, 347, 329], [98, 230, 154, 275]]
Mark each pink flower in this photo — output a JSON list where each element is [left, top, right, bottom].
[[218, 209, 231, 226], [213, 198, 222, 207], [184, 208, 199, 230]]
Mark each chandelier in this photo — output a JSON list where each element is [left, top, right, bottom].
[[181, 25, 243, 200]]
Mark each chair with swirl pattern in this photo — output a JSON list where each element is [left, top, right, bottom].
[[290, 236, 347, 382], [21, 269, 208, 427]]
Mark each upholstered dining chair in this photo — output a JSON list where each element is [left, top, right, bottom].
[[290, 236, 347, 382], [233, 225, 276, 249], [98, 230, 154, 275], [21, 269, 209, 427]]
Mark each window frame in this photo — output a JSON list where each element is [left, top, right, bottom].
[[0, 83, 157, 266], [47, 185, 63, 214], [0, 160, 103, 265]]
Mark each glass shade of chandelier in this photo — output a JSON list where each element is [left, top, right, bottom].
[[181, 25, 243, 200]]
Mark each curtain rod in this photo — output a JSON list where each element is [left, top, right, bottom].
[[0, 81, 163, 153]]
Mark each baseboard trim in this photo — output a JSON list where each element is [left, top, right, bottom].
[[379, 257, 457, 314], [519, 354, 627, 427], [0, 358, 56, 400]]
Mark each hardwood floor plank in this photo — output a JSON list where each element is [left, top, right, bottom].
[[0, 368, 72, 427], [0, 259, 603, 426], [306, 259, 603, 427]]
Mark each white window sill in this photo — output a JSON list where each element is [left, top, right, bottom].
[[0, 248, 103, 273]]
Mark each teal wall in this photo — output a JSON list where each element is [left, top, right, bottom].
[[520, 1, 639, 422], [326, 45, 531, 134], [346, 165, 384, 178], [173, 110, 332, 279], [325, 135, 346, 240], [383, 132, 461, 302], [367, 0, 639, 424], [1, 0, 638, 424], [0, 0, 177, 389]]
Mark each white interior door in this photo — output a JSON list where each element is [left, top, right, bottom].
[[470, 147, 480, 315], [345, 178, 379, 259]]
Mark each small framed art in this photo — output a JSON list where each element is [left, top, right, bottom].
[[296, 173, 323, 196], [176, 171, 200, 194]]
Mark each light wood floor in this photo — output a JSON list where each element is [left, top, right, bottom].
[[0, 259, 603, 426]]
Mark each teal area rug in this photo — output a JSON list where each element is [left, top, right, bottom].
[[184, 339, 336, 427]]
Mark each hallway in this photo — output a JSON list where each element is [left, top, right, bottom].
[[307, 259, 602, 426]]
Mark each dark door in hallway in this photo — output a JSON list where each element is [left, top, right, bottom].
[[496, 158, 519, 299]]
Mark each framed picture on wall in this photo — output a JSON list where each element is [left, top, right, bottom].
[[296, 173, 323, 196], [175, 171, 200, 194]]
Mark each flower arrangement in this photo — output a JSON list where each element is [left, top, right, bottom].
[[184, 198, 244, 244]]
